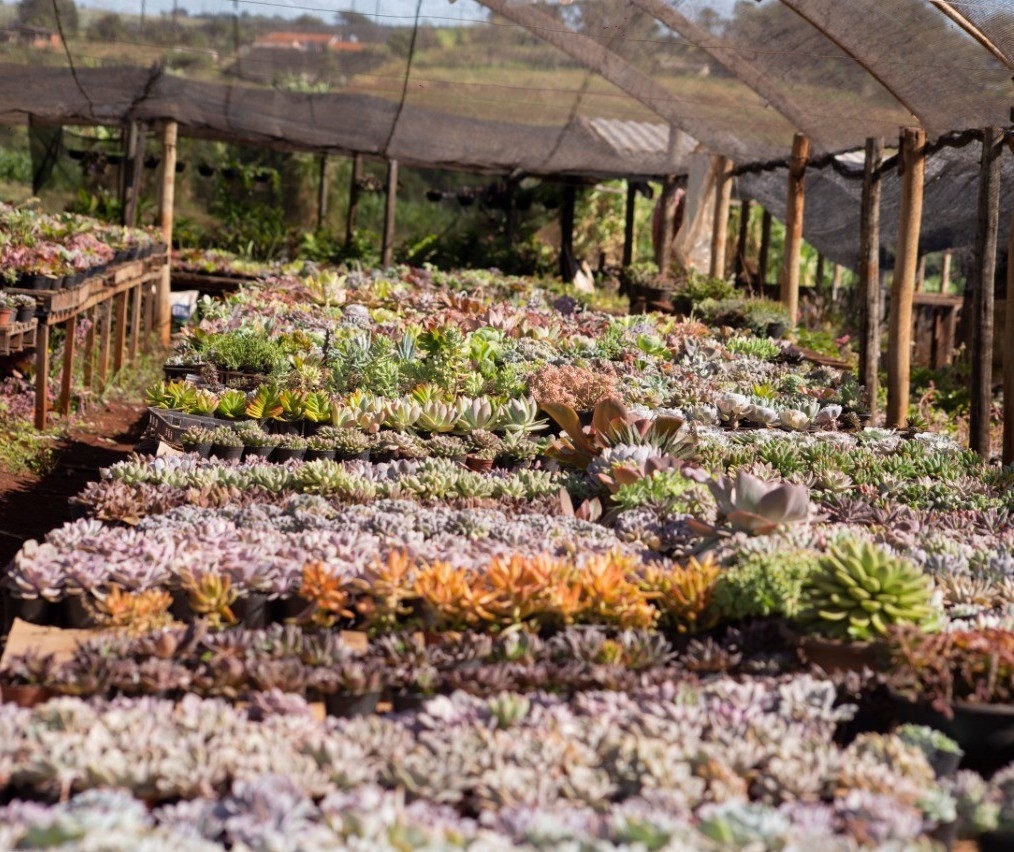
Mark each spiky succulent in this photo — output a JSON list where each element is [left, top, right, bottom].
[[796, 540, 938, 641]]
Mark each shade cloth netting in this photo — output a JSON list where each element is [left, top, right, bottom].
[[3, 0, 1014, 262]]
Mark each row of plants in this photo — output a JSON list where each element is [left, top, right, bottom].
[[0, 200, 163, 290]]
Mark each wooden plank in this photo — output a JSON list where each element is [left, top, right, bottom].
[[34, 318, 50, 430], [859, 139, 883, 416], [59, 314, 77, 416], [1, 619, 96, 666], [121, 121, 146, 228], [758, 208, 772, 290], [157, 121, 178, 346], [657, 175, 678, 274], [887, 127, 927, 428], [941, 251, 952, 292], [734, 198, 751, 284], [345, 153, 361, 246], [381, 159, 398, 268], [622, 180, 636, 268], [780, 133, 810, 325], [969, 127, 1003, 457], [709, 156, 733, 279], [316, 154, 329, 229], [113, 291, 128, 374]]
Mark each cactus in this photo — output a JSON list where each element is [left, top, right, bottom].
[[796, 540, 937, 642]]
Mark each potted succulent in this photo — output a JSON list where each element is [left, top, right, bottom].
[[240, 428, 277, 461], [274, 433, 308, 463], [316, 658, 383, 718], [792, 540, 937, 674], [12, 293, 35, 324], [0, 292, 13, 327], [0, 651, 55, 707], [180, 426, 215, 459], [305, 436, 337, 462], [209, 426, 244, 461], [322, 427, 371, 461]]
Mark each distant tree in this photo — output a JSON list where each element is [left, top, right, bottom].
[[18, 0, 79, 36], [87, 13, 125, 43]]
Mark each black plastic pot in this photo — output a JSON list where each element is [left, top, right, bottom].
[[269, 595, 308, 624], [183, 442, 213, 459], [893, 693, 1014, 776], [305, 448, 336, 462], [210, 444, 244, 461], [15, 305, 34, 323], [9, 595, 59, 626], [31, 274, 60, 291], [391, 692, 431, 713], [273, 447, 306, 463], [929, 749, 963, 779], [234, 593, 270, 629], [63, 595, 95, 629], [242, 445, 274, 462], [324, 691, 380, 719], [981, 831, 1014, 852], [767, 321, 788, 339], [170, 589, 193, 622]]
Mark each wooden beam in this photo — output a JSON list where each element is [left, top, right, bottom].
[[969, 126, 1003, 457], [59, 314, 77, 416], [381, 159, 398, 268], [316, 154, 329, 230], [34, 318, 50, 430], [709, 157, 733, 279], [1005, 170, 1014, 463], [622, 181, 637, 268], [345, 154, 361, 246], [815, 253, 826, 297], [886, 127, 926, 428], [113, 291, 128, 375], [657, 176, 678, 275], [780, 133, 810, 325], [121, 122, 146, 228], [157, 121, 178, 346], [859, 137, 883, 416], [758, 208, 772, 290], [734, 198, 751, 284], [559, 183, 577, 282]]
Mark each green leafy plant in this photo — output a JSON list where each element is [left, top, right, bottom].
[[796, 540, 938, 642], [215, 389, 249, 420]]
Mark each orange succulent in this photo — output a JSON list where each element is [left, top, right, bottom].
[[639, 555, 720, 634], [89, 587, 175, 636], [299, 560, 354, 628]]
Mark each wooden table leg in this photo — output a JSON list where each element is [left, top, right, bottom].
[[59, 314, 77, 416], [113, 291, 128, 374], [129, 283, 142, 360], [34, 318, 50, 430], [142, 282, 155, 353], [82, 308, 96, 390], [98, 299, 112, 391]]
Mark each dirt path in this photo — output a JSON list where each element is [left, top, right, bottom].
[[0, 402, 148, 564]]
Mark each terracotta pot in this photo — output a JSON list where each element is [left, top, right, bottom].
[[1, 684, 52, 708], [465, 456, 494, 472], [794, 630, 885, 674], [0, 308, 12, 327]]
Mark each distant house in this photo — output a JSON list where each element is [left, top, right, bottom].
[[252, 32, 364, 53], [0, 25, 61, 50]]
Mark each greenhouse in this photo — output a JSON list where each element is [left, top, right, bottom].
[[2, 0, 1014, 848]]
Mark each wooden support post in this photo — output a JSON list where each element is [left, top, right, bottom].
[[941, 251, 952, 293], [657, 176, 678, 275], [815, 254, 826, 296], [34, 317, 50, 430], [758, 208, 772, 290], [915, 254, 926, 293], [98, 300, 113, 391], [709, 156, 733, 279], [157, 121, 178, 347], [780, 133, 810, 325], [59, 314, 77, 416], [316, 154, 329, 230], [345, 154, 361, 246], [859, 137, 883, 416], [559, 183, 577, 282], [831, 264, 843, 304], [969, 126, 1003, 457], [886, 127, 927, 428], [121, 122, 146, 228], [1004, 157, 1014, 463], [622, 181, 637, 268], [734, 198, 751, 284], [381, 159, 398, 268], [82, 308, 96, 389], [129, 283, 142, 360], [113, 291, 128, 374]]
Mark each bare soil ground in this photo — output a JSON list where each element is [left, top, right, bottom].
[[0, 402, 148, 564]]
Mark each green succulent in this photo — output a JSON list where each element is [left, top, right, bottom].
[[796, 540, 938, 642]]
